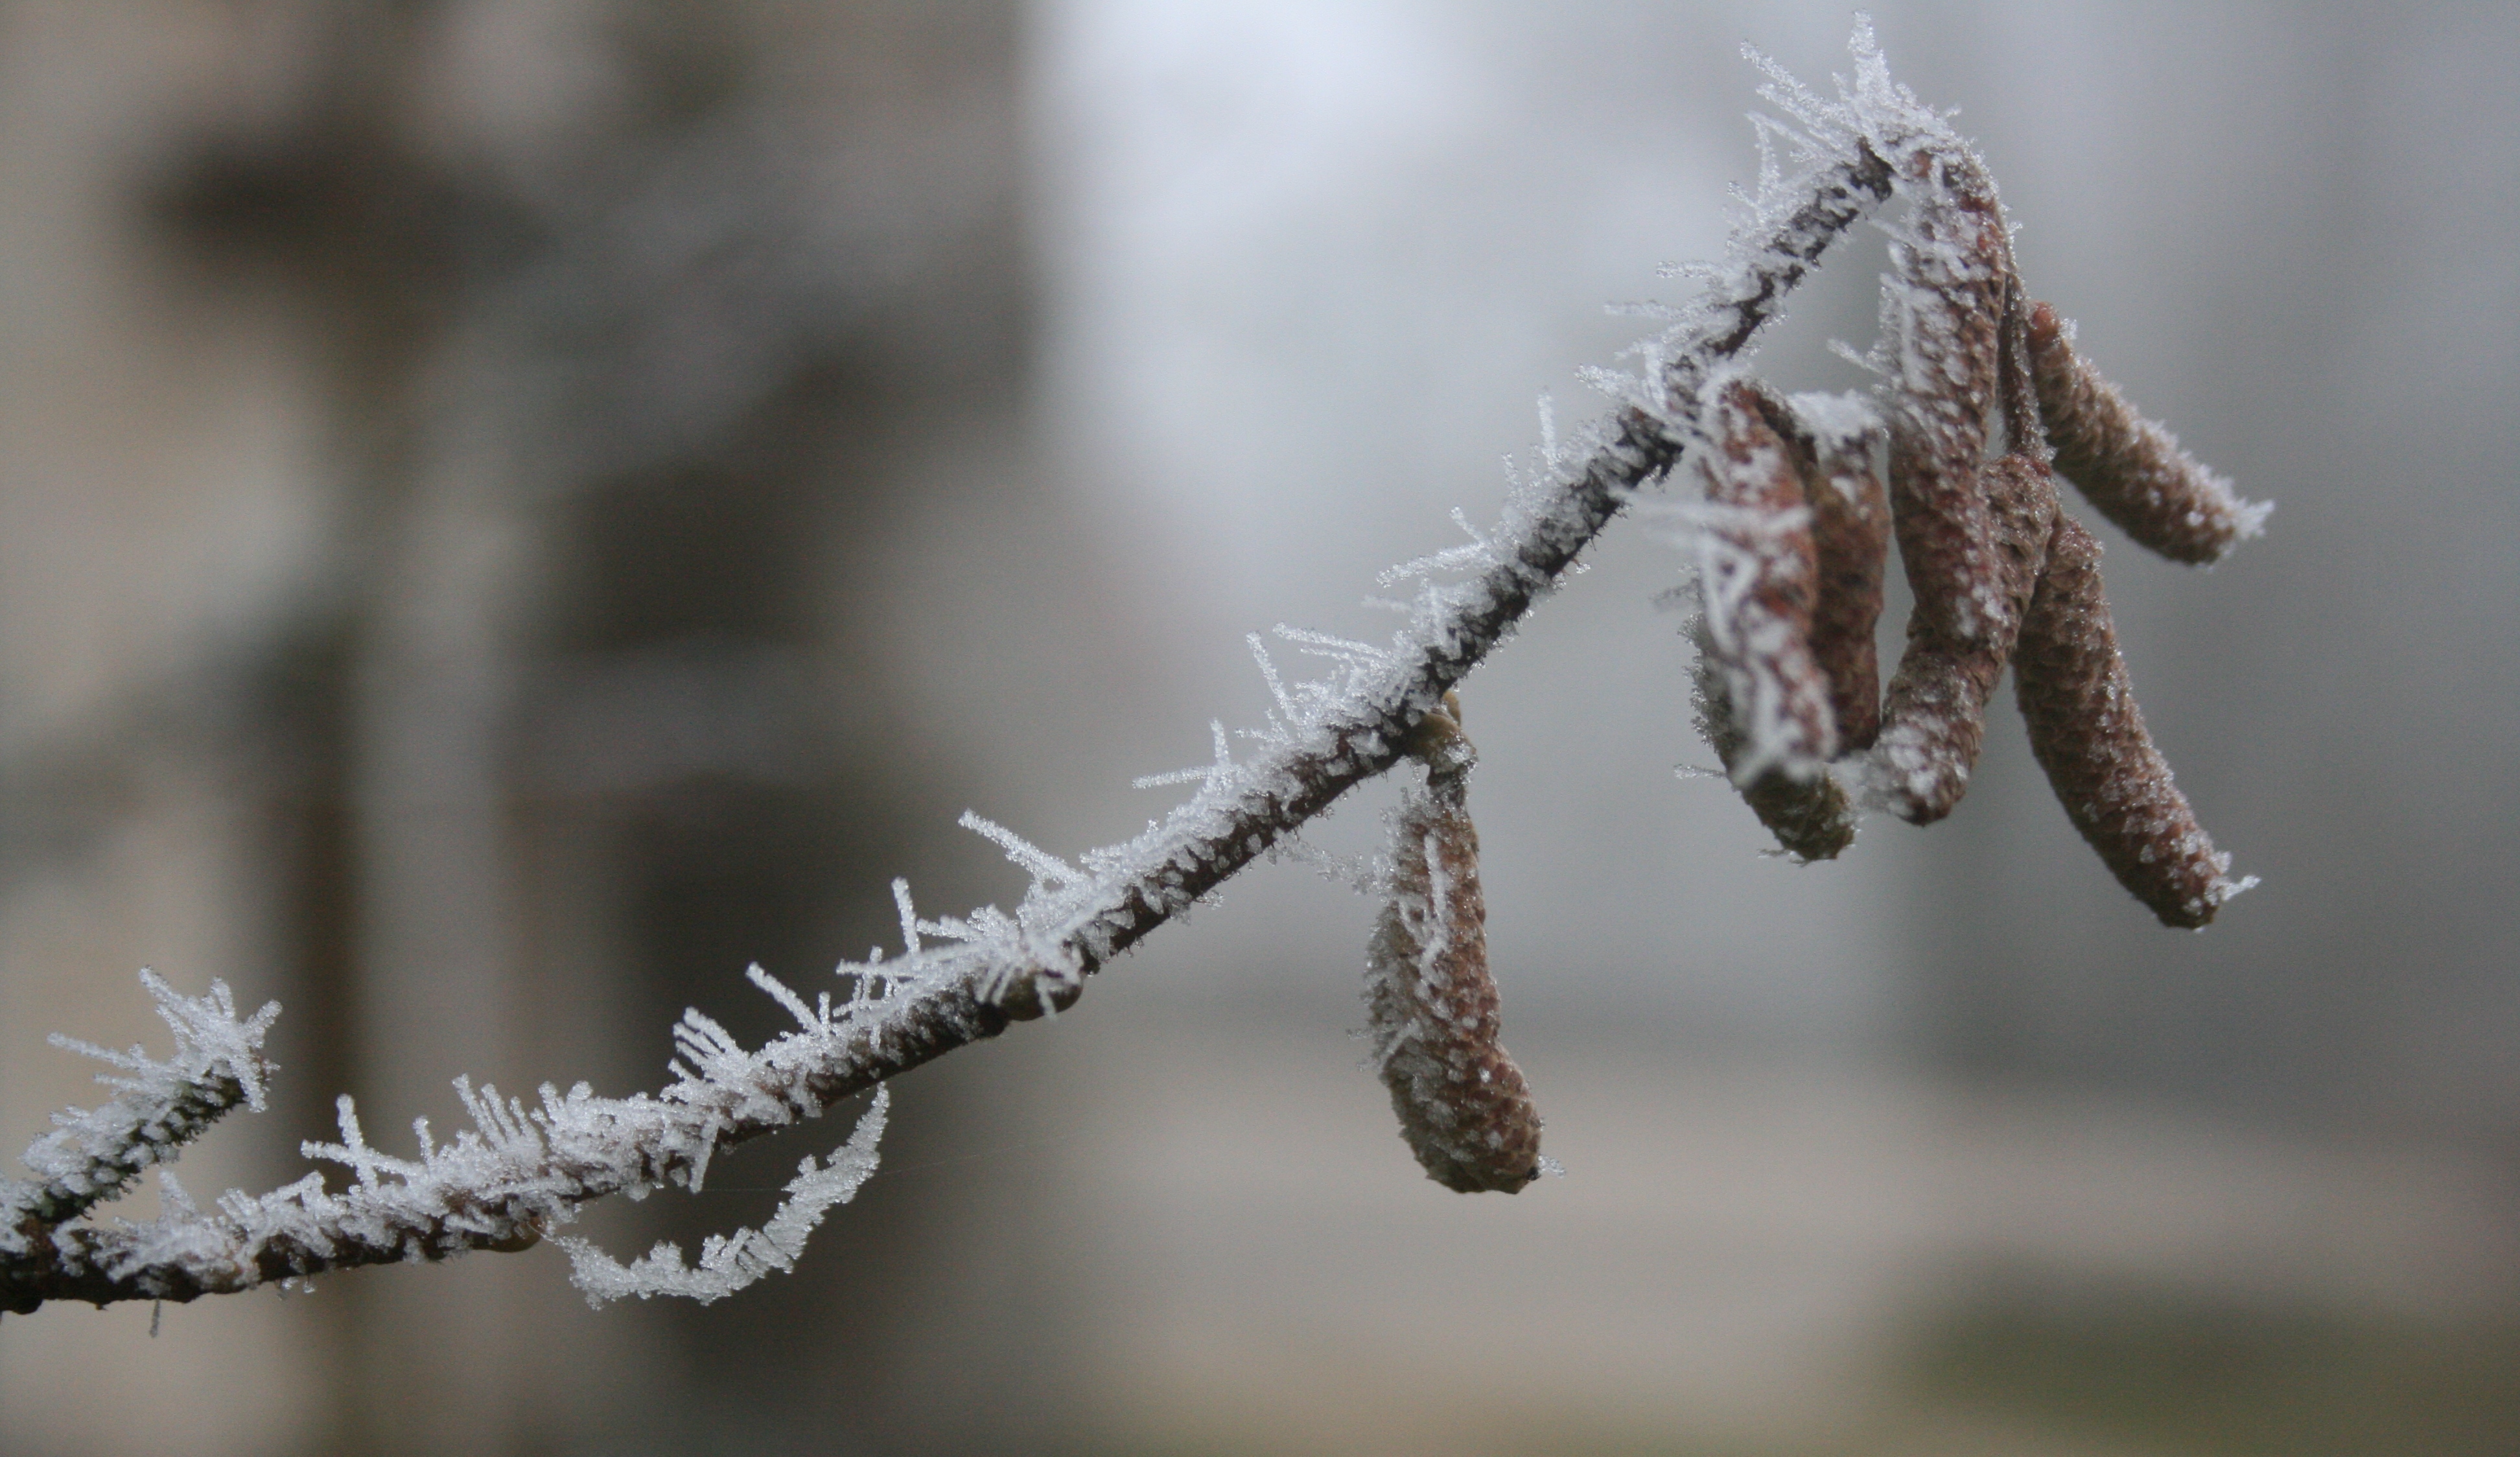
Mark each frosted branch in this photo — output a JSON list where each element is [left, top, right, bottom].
[[558, 1088, 889, 1307], [1, 962, 275, 1250], [4, 973, 277, 1255], [5, 28, 2024, 1315]]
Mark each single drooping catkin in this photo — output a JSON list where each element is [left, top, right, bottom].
[[2013, 514, 2252, 927], [1865, 181, 2009, 823], [1865, 172, 2054, 826], [1363, 697, 1543, 1193], [1789, 391, 1891, 752], [1876, 176, 2007, 636], [1689, 380, 1856, 860], [1873, 450, 2059, 822], [2025, 301, 2270, 565], [1693, 380, 1836, 769]]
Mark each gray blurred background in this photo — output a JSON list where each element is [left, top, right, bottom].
[[4, 2, 2517, 1454]]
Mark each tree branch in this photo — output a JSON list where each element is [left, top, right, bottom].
[[5, 25, 2140, 1315]]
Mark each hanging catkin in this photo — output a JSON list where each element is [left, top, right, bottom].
[[1868, 180, 2049, 825], [1791, 391, 1891, 753], [1874, 449, 2059, 822], [1363, 695, 1543, 1193], [2012, 514, 2250, 926], [1689, 379, 1858, 861], [2025, 301, 2269, 566]]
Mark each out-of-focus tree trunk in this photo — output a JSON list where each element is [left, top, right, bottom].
[[3, 1, 1049, 1450]]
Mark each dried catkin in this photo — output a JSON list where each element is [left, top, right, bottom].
[[1689, 380, 1856, 860], [2026, 301, 2270, 565], [1363, 703, 1543, 1194], [2013, 514, 2250, 927], [1872, 451, 2059, 823]]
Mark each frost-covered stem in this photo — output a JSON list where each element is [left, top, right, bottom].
[[1077, 156, 1898, 937], [6, 1075, 248, 1238], [6, 44, 1931, 1317], [3, 975, 277, 1252]]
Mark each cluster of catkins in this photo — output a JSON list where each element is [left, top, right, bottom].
[[1353, 185, 2265, 1193], [1689, 164, 2263, 929]]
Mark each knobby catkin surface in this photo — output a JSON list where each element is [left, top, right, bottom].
[[2027, 301, 2260, 566], [2014, 514, 2239, 927], [1364, 753, 1542, 1194], [1796, 400, 1891, 753]]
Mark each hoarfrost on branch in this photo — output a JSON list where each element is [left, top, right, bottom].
[[2, 19, 2257, 1316]]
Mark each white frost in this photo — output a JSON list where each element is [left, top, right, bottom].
[[560, 1088, 889, 1307]]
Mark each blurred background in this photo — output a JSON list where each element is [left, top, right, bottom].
[[3, 1, 2517, 1453]]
